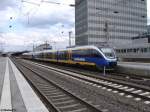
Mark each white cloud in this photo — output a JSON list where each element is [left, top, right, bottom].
[[147, 0, 150, 25], [0, 22, 75, 51], [0, 0, 149, 52], [21, 4, 74, 28], [0, 0, 75, 52]]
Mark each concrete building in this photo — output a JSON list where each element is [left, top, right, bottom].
[[75, 0, 147, 47], [34, 43, 52, 51], [148, 25, 150, 33], [132, 33, 150, 44], [116, 29, 150, 61]]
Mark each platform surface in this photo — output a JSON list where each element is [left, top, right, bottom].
[[0, 57, 49, 112], [117, 61, 150, 76], [118, 62, 150, 69]]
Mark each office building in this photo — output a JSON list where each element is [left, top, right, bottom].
[[34, 43, 52, 51], [148, 25, 150, 33], [75, 0, 147, 47]]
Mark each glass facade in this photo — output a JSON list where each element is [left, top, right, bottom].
[[148, 25, 150, 33], [75, 0, 147, 47]]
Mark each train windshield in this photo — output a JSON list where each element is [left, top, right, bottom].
[[100, 48, 116, 59]]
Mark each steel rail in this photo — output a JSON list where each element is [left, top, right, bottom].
[[12, 59, 102, 112], [19, 59, 150, 104]]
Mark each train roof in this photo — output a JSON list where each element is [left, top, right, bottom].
[[68, 44, 111, 49], [23, 45, 112, 55]]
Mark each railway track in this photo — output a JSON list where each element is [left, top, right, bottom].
[[12, 59, 102, 112], [15, 58, 150, 106], [110, 72, 150, 81], [31, 59, 150, 87]]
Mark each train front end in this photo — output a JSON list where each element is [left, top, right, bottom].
[[99, 47, 117, 68]]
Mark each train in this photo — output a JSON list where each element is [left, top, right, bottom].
[[22, 45, 117, 69], [115, 33, 150, 62], [116, 43, 150, 62]]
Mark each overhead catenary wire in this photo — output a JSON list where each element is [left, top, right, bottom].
[[41, 0, 75, 7], [21, 0, 75, 7], [20, 0, 42, 24], [21, 0, 41, 6], [20, 0, 74, 24]]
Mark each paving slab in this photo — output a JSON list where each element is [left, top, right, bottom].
[[0, 58, 6, 102], [9, 61, 27, 112], [117, 62, 150, 76], [9, 58, 49, 112], [0, 59, 12, 111], [0, 57, 49, 112]]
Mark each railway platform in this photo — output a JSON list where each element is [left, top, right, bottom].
[[117, 62, 150, 76], [0, 57, 49, 112]]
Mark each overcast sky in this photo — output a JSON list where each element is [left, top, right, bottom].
[[0, 0, 150, 52]]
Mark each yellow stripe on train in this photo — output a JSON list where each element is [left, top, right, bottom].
[[36, 58, 95, 66], [58, 60, 95, 66]]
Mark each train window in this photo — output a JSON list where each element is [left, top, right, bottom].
[[58, 52, 61, 59], [123, 49, 126, 53], [121, 49, 123, 53], [73, 50, 80, 57], [116, 49, 119, 53], [42, 53, 44, 58], [47, 52, 54, 59], [58, 51, 69, 60], [72, 50, 79, 57], [141, 48, 144, 53], [148, 38, 150, 43], [49, 53, 52, 59], [100, 48, 115, 58], [58, 51, 63, 59], [140, 48, 147, 53], [64, 51, 69, 59], [72, 50, 76, 56], [117, 50, 119, 53], [85, 49, 91, 57], [81, 49, 89, 57], [90, 49, 102, 58], [144, 48, 147, 52], [72, 49, 102, 58], [52, 52, 56, 59], [72, 49, 86, 57], [129, 49, 132, 52], [80, 50, 88, 57], [39, 53, 43, 58], [133, 48, 136, 53], [43, 53, 47, 58], [136, 48, 140, 53], [120, 49, 122, 53], [53, 52, 55, 59]]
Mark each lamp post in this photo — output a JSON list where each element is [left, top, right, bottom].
[[96, 8, 110, 45], [69, 31, 72, 47], [103, 20, 109, 45]]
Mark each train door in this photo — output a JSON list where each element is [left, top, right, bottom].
[[68, 50, 72, 63], [56, 51, 58, 62], [52, 52, 55, 60]]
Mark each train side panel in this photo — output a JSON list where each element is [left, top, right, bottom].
[[22, 46, 117, 69]]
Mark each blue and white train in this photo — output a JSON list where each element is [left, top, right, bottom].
[[22, 45, 117, 69]]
